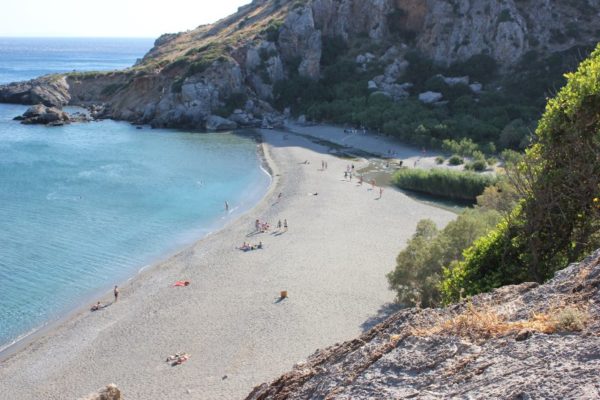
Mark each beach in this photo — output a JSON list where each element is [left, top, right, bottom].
[[0, 128, 455, 399]]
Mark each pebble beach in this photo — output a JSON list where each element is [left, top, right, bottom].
[[0, 128, 455, 399]]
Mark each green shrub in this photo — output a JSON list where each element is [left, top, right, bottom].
[[465, 159, 487, 171], [388, 210, 501, 308], [441, 43, 600, 303], [448, 155, 464, 165], [392, 168, 497, 201], [435, 156, 445, 165]]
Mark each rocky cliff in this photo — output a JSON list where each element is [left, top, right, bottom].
[[1, 0, 599, 130], [246, 249, 600, 399]]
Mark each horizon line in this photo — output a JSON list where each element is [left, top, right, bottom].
[[0, 35, 158, 39]]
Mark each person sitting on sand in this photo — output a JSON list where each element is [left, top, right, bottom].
[[91, 301, 102, 311]]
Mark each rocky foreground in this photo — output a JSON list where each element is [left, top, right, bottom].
[[246, 250, 600, 399]]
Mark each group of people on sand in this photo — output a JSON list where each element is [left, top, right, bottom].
[[255, 219, 271, 233], [90, 285, 119, 311], [238, 241, 263, 252]]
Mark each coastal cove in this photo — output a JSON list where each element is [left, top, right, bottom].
[[0, 103, 271, 354], [0, 124, 456, 399]]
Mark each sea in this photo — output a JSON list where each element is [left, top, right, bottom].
[[0, 38, 271, 351]]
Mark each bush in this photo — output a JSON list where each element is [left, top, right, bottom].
[[435, 156, 445, 165], [465, 159, 487, 171], [440, 43, 600, 303], [387, 210, 501, 308], [392, 168, 497, 201], [448, 155, 464, 165]]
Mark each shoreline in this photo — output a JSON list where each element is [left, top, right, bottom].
[[0, 127, 455, 399], [0, 134, 273, 362]]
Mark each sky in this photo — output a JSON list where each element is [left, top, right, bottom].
[[0, 0, 252, 38]]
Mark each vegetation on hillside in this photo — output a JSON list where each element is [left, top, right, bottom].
[[274, 39, 593, 153], [389, 44, 600, 308], [440, 44, 600, 303]]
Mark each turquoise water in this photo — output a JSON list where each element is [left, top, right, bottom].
[[0, 38, 270, 350], [0, 107, 269, 350]]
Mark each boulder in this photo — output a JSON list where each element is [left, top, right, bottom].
[[440, 75, 470, 86], [380, 83, 410, 101], [78, 384, 121, 400], [470, 83, 483, 93], [205, 115, 238, 131], [15, 104, 70, 125], [367, 81, 378, 90], [418, 91, 443, 104]]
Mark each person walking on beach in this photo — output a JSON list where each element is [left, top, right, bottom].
[[225, 201, 229, 212], [278, 220, 282, 230], [114, 285, 119, 302], [284, 219, 288, 231], [379, 187, 384, 199]]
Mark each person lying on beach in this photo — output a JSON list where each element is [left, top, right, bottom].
[[166, 352, 190, 365], [237, 242, 263, 251], [173, 280, 190, 287], [173, 353, 190, 366]]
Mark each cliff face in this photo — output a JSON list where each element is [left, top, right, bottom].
[[1, 0, 599, 129], [246, 249, 600, 399]]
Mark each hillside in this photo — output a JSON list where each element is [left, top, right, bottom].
[[1, 0, 599, 146], [246, 249, 600, 399]]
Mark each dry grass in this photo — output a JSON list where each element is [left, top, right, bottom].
[[411, 303, 590, 341]]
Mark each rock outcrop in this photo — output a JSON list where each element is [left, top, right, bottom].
[[246, 249, 600, 399], [78, 384, 121, 400], [0, 76, 70, 107], [14, 104, 71, 125], [0, 0, 599, 129]]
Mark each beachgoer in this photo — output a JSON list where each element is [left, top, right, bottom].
[[379, 187, 384, 199], [278, 192, 283, 201], [344, 171, 348, 179], [91, 301, 101, 311], [225, 201, 229, 212], [359, 176, 363, 185], [278, 220, 282, 229], [258, 241, 263, 249], [284, 219, 288, 231], [371, 179, 376, 190], [114, 285, 119, 302], [255, 219, 260, 231]]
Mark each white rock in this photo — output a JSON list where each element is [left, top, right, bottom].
[[368, 81, 378, 90], [418, 91, 443, 104], [440, 75, 470, 86], [469, 83, 483, 93]]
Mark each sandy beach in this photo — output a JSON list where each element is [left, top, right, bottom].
[[0, 128, 455, 399]]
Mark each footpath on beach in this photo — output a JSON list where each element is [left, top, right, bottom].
[[0, 129, 455, 400]]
